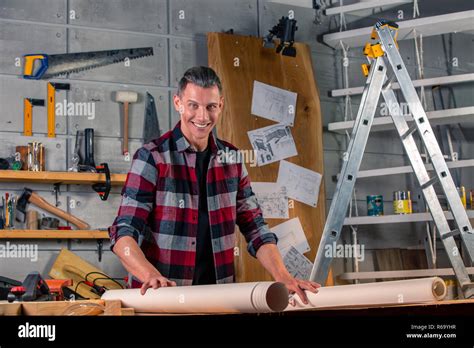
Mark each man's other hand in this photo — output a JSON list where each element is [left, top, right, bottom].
[[140, 273, 177, 295]]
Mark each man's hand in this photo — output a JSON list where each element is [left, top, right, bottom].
[[113, 236, 177, 295], [276, 274, 320, 305], [140, 272, 177, 295], [255, 244, 321, 305]]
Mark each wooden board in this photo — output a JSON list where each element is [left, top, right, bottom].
[[21, 299, 105, 316], [208, 33, 326, 283], [49, 248, 123, 299], [0, 301, 21, 315]]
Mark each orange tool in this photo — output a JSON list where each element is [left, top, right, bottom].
[[23, 98, 45, 136], [45, 279, 73, 301], [47, 82, 70, 138]]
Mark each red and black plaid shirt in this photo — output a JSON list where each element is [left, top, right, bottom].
[[109, 122, 277, 286]]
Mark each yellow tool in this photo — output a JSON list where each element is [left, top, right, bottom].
[[23, 98, 45, 136], [46, 82, 70, 138]]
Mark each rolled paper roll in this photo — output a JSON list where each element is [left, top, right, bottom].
[[285, 277, 447, 311], [102, 281, 289, 314]]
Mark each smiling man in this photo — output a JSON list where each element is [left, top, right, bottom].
[[109, 66, 320, 304]]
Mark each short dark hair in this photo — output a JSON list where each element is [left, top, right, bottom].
[[177, 66, 222, 96]]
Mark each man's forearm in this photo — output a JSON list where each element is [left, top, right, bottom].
[[113, 236, 162, 282], [256, 243, 292, 282]]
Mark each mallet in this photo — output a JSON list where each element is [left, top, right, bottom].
[[114, 91, 138, 155]]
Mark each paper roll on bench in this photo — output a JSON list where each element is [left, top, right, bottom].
[[285, 277, 447, 311], [102, 281, 289, 314]]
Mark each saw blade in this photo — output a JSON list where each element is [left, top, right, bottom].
[[41, 47, 154, 79]]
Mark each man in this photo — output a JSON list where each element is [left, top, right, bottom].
[[109, 66, 320, 304]]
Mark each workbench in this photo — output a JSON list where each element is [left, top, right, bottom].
[[1, 298, 472, 316]]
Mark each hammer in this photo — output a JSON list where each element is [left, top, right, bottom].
[[114, 91, 138, 155], [16, 188, 90, 230]]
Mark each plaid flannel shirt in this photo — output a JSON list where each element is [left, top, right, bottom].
[[109, 121, 277, 286]]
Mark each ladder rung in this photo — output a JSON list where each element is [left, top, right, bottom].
[[441, 229, 460, 240], [401, 124, 418, 140], [382, 74, 396, 90], [421, 176, 439, 190]]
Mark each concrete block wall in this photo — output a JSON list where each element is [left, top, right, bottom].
[[0, 0, 472, 282]]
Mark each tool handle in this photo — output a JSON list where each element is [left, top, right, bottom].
[[28, 191, 90, 230], [47, 83, 56, 138], [23, 99, 33, 136], [123, 102, 129, 155], [84, 128, 96, 167], [23, 54, 49, 80]]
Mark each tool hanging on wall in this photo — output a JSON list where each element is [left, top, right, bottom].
[[143, 92, 161, 144], [69, 130, 81, 172], [23, 98, 45, 136], [114, 91, 138, 155], [16, 187, 90, 230], [23, 47, 154, 80], [47, 82, 70, 138], [69, 129, 95, 172], [83, 128, 96, 168]]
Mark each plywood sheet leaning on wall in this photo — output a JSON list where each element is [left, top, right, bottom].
[[208, 33, 327, 283]]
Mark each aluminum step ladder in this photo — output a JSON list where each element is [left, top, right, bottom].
[[310, 20, 474, 298]]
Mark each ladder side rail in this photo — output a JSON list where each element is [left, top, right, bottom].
[[377, 25, 474, 262], [381, 82, 473, 295], [310, 57, 387, 283]]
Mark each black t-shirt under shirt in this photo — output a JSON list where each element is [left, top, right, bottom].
[[192, 147, 216, 285]]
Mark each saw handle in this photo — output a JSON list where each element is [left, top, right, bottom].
[[28, 191, 90, 230], [23, 54, 49, 80]]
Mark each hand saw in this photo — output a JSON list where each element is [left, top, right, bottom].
[[23, 47, 153, 80]]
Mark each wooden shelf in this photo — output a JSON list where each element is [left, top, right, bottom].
[[0, 170, 126, 186], [0, 230, 109, 239], [344, 210, 474, 226]]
